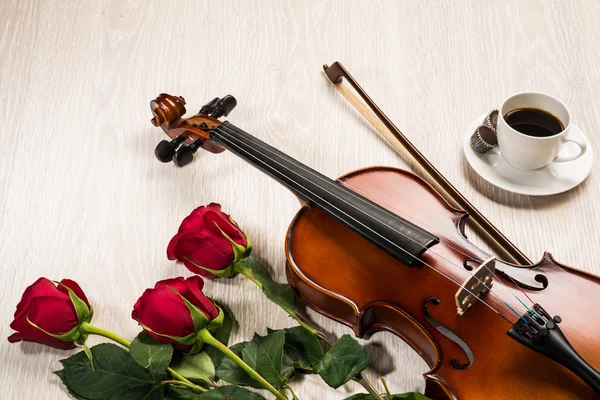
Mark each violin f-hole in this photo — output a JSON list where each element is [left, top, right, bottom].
[[423, 297, 474, 371]]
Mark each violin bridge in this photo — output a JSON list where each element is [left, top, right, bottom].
[[455, 257, 496, 316]]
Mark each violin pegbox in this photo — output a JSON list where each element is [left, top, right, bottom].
[[150, 94, 237, 167]]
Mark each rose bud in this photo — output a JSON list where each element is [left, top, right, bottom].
[[132, 276, 223, 353], [167, 203, 252, 278], [8, 278, 93, 349]]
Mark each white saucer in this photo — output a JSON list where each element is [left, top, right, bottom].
[[463, 114, 594, 196]]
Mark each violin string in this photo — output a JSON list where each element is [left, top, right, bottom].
[[224, 122, 537, 314], [213, 125, 520, 323], [214, 126, 521, 323], [342, 183, 536, 309], [215, 125, 531, 314], [216, 124, 510, 276], [214, 124, 527, 320]]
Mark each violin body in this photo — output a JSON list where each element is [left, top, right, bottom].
[[286, 166, 600, 400]]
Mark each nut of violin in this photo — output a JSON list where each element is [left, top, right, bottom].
[[150, 94, 186, 126]]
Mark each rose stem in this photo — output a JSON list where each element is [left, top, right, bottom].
[[80, 322, 132, 347], [238, 270, 385, 400], [356, 375, 384, 399], [237, 268, 318, 335], [284, 383, 298, 400], [381, 378, 392, 399], [197, 328, 288, 400], [79, 322, 206, 393]]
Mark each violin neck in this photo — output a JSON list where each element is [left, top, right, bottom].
[[210, 122, 439, 265]]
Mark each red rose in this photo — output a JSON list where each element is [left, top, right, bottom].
[[132, 276, 222, 353], [167, 203, 251, 278], [8, 278, 93, 349]]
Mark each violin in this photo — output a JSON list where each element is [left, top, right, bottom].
[[149, 91, 600, 399]]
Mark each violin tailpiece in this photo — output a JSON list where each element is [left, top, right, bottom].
[[454, 257, 496, 316], [508, 304, 600, 393]]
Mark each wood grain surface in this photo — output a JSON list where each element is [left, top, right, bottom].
[[1, 1, 599, 399]]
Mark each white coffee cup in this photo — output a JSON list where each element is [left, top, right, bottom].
[[497, 92, 587, 170]]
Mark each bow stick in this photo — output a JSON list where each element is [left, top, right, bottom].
[[323, 61, 532, 266]]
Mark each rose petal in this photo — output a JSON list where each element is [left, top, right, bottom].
[[178, 206, 209, 234], [12, 278, 68, 321], [193, 204, 225, 236], [154, 277, 195, 298], [8, 296, 78, 349], [57, 279, 90, 306], [206, 203, 222, 212], [154, 276, 189, 288], [7, 329, 76, 349], [144, 330, 176, 344], [167, 233, 180, 260], [132, 287, 195, 338], [181, 260, 218, 278], [183, 276, 219, 320], [153, 277, 217, 320], [28, 296, 79, 332], [174, 233, 234, 271], [203, 210, 247, 248]]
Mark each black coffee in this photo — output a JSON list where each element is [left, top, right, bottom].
[[504, 108, 564, 137]]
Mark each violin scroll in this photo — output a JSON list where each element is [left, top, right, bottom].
[[150, 94, 187, 127], [150, 93, 238, 166]]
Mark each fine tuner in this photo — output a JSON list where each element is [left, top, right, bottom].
[[153, 94, 237, 166]]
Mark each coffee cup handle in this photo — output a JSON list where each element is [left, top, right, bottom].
[[554, 135, 587, 163]]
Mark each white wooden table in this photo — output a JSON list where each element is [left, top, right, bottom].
[[2, 1, 599, 399]]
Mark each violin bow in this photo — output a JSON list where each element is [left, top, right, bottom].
[[323, 61, 532, 266]]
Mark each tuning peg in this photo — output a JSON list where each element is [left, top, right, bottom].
[[155, 134, 186, 163], [173, 139, 203, 167], [199, 97, 221, 115], [210, 95, 237, 118]]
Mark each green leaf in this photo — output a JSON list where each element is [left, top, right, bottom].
[[54, 369, 90, 400], [344, 395, 370, 400], [199, 386, 266, 399], [215, 342, 260, 388], [166, 386, 204, 399], [314, 334, 370, 389], [235, 257, 295, 311], [170, 351, 215, 385], [60, 343, 164, 399], [241, 331, 287, 388], [205, 301, 235, 369], [283, 326, 324, 371], [403, 394, 430, 400], [344, 393, 430, 400], [280, 351, 295, 381], [74, 341, 94, 372], [167, 385, 267, 400], [130, 331, 174, 379], [216, 330, 293, 389]]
